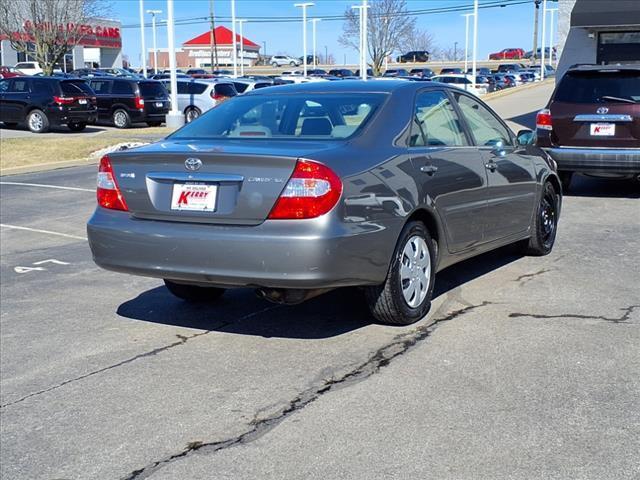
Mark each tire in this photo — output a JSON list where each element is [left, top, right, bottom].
[[522, 182, 560, 256], [290, 61, 296, 66], [112, 109, 131, 129], [2, 122, 18, 128], [559, 171, 573, 192], [67, 122, 86, 132], [184, 106, 201, 123], [271, 62, 278, 68], [164, 280, 226, 302], [27, 109, 50, 133], [365, 221, 436, 325]]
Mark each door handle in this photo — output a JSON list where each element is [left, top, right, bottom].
[[484, 160, 498, 172], [420, 165, 438, 176]]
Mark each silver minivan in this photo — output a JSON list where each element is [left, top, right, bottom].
[[161, 79, 237, 122]]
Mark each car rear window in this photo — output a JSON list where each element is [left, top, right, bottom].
[[139, 82, 167, 97], [554, 70, 640, 103], [169, 93, 386, 140], [233, 82, 249, 93], [60, 80, 93, 96], [214, 83, 238, 97]]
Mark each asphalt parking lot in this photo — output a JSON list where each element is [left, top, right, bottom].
[[1, 85, 639, 480]]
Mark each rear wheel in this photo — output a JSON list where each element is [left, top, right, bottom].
[[365, 221, 436, 325], [184, 106, 201, 123], [523, 182, 559, 256], [164, 280, 226, 302], [27, 109, 50, 133], [271, 62, 278, 67], [112, 109, 131, 129], [67, 122, 86, 132], [289, 61, 296, 66], [146, 121, 162, 127], [559, 171, 573, 192]]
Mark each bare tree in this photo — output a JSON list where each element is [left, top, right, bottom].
[[399, 27, 437, 56], [339, 0, 416, 76], [0, 0, 106, 75]]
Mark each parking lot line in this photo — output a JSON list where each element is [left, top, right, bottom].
[[0, 224, 87, 241], [0, 182, 94, 193]]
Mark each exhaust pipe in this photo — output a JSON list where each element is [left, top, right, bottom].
[[256, 288, 333, 305]]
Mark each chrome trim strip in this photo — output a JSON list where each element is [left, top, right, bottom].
[[549, 147, 640, 155], [573, 114, 633, 122], [147, 172, 244, 182]]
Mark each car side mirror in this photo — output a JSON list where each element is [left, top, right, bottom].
[[517, 129, 534, 145]]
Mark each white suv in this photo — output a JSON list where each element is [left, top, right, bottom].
[[161, 79, 237, 122], [270, 55, 300, 67], [14, 62, 43, 76]]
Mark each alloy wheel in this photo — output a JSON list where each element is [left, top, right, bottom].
[[29, 112, 43, 131], [114, 111, 126, 127], [399, 235, 431, 308]]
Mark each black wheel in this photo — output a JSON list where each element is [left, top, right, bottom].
[[164, 280, 226, 302], [2, 122, 18, 128], [271, 62, 278, 68], [523, 182, 559, 256], [112, 109, 131, 128], [27, 109, 50, 133], [146, 121, 162, 127], [559, 171, 573, 192], [184, 106, 201, 123], [365, 221, 436, 325], [67, 122, 86, 132], [289, 61, 296, 66]]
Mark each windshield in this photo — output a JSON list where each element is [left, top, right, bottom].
[[555, 71, 640, 103], [170, 93, 386, 140]]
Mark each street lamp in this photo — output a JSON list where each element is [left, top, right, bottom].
[[541, 0, 547, 80], [461, 13, 474, 73], [310, 18, 321, 68], [138, 0, 147, 77], [472, 0, 478, 88], [165, 0, 184, 128], [231, 0, 237, 77], [294, 2, 314, 76], [352, 1, 369, 80], [324, 45, 328, 65], [547, 8, 558, 67], [146, 9, 162, 74], [237, 19, 247, 76]]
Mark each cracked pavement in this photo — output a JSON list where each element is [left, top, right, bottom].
[[2, 84, 639, 479]]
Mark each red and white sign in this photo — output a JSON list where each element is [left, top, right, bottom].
[[2, 21, 122, 48], [171, 183, 217, 212], [590, 123, 616, 136]]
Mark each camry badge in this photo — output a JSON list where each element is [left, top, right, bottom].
[[184, 158, 203, 171], [596, 107, 609, 115]]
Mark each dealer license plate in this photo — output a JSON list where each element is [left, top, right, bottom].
[[78, 98, 87, 104], [155, 102, 164, 107], [590, 123, 615, 136], [171, 183, 217, 212]]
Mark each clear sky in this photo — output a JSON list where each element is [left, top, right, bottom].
[[111, 0, 547, 66]]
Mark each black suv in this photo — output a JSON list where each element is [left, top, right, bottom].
[[87, 78, 169, 128], [0, 76, 97, 133], [397, 51, 430, 63]]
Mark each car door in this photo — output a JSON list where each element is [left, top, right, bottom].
[[452, 91, 537, 242], [0, 79, 10, 122], [2, 78, 30, 122], [409, 89, 489, 253], [89, 79, 112, 119]]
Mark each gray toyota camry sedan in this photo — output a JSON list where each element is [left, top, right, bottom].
[[87, 80, 561, 325]]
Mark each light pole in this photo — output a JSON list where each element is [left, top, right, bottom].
[[472, 0, 478, 87], [237, 19, 246, 76], [310, 18, 320, 68], [547, 8, 557, 67], [324, 45, 328, 65], [147, 9, 162, 73], [165, 0, 184, 128], [138, 0, 147, 77], [352, 5, 363, 76], [294, 3, 314, 76], [462, 13, 473, 73], [231, 0, 237, 77], [540, 0, 547, 80], [454, 42, 458, 62], [362, 0, 368, 79]]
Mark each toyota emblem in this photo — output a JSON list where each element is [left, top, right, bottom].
[[184, 158, 202, 171], [596, 107, 609, 115]]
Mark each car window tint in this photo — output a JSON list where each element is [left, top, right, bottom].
[[10, 79, 29, 93], [214, 83, 237, 98], [233, 82, 249, 93], [112, 81, 133, 95], [411, 90, 468, 147], [91, 80, 110, 94], [32, 79, 55, 95], [61, 81, 93, 96], [0, 80, 9, 93], [555, 71, 640, 103], [454, 93, 512, 146], [139, 82, 166, 97], [173, 82, 188, 94], [189, 82, 207, 95]]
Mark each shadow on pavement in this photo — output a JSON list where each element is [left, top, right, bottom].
[[117, 245, 522, 339], [0, 124, 108, 136], [566, 175, 639, 199]]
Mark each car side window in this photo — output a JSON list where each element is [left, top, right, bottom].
[[0, 79, 9, 93], [112, 81, 133, 95], [9, 79, 29, 93], [411, 90, 468, 147], [176, 82, 189, 94], [32, 79, 55, 95], [454, 93, 513, 147], [189, 82, 207, 95]]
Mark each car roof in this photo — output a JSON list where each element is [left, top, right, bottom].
[[245, 79, 443, 95], [567, 64, 640, 72]]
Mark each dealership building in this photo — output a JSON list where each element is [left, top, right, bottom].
[[0, 18, 123, 70], [149, 26, 260, 70], [556, 0, 640, 79]]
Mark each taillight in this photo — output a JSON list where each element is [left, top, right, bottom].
[[268, 160, 342, 220], [97, 155, 128, 211], [536, 108, 553, 131], [211, 90, 224, 101], [53, 96, 75, 105], [134, 96, 145, 109]]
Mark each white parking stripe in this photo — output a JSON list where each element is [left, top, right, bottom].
[[0, 182, 94, 193], [0, 224, 87, 241]]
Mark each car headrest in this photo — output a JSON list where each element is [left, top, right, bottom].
[[301, 118, 332, 136]]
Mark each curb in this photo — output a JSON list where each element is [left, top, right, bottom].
[[0, 158, 98, 177], [483, 78, 554, 101]]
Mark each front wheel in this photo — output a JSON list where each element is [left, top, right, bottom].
[[365, 221, 436, 325], [290, 61, 296, 66], [164, 280, 226, 302], [67, 122, 86, 132], [27, 109, 50, 133], [522, 182, 559, 256], [271, 62, 278, 68]]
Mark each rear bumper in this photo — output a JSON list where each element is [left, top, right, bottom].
[[87, 208, 398, 289], [47, 107, 97, 125], [545, 147, 640, 175]]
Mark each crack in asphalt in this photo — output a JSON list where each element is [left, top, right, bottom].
[[121, 301, 492, 480], [514, 268, 554, 284], [509, 305, 640, 324], [0, 306, 280, 409]]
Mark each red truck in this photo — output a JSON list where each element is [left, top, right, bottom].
[[489, 48, 525, 60]]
